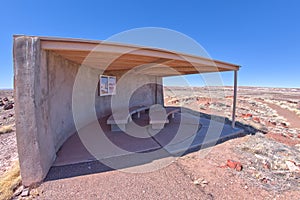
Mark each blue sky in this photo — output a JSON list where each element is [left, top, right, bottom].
[[0, 0, 299, 88]]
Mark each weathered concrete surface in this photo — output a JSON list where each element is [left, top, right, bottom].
[[13, 35, 164, 186], [73, 66, 162, 131], [47, 52, 79, 151], [13, 36, 56, 186]]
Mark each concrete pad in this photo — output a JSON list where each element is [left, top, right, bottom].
[[53, 115, 161, 166], [164, 118, 244, 155], [53, 111, 244, 169]]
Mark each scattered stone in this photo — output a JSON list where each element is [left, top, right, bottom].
[[241, 113, 252, 119], [199, 105, 206, 110], [201, 180, 209, 187], [281, 122, 288, 128], [235, 163, 243, 171], [226, 160, 243, 171], [13, 185, 24, 197], [8, 113, 14, 118], [21, 187, 30, 197], [193, 178, 209, 187], [0, 100, 4, 106], [252, 117, 261, 123], [268, 120, 276, 126], [285, 160, 300, 172], [236, 134, 300, 191], [260, 177, 269, 184], [30, 188, 40, 198], [288, 129, 297, 134], [3, 102, 13, 110], [193, 179, 200, 185], [256, 132, 266, 137], [281, 133, 287, 138], [3, 97, 8, 101]]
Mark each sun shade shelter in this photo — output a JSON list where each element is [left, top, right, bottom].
[[13, 35, 240, 186]]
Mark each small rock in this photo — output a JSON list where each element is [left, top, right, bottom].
[[241, 113, 252, 119], [21, 187, 30, 197], [256, 132, 266, 137], [201, 180, 209, 187], [260, 177, 268, 184], [281, 122, 288, 128], [252, 117, 261, 123], [30, 188, 40, 197], [3, 97, 8, 101], [8, 113, 14, 117], [193, 178, 208, 187], [226, 160, 243, 171], [0, 100, 4, 106], [281, 133, 287, 138], [13, 185, 24, 197], [199, 106, 206, 110], [3, 103, 13, 110], [285, 160, 300, 172], [227, 159, 237, 169], [235, 163, 243, 171], [193, 179, 201, 185], [263, 161, 271, 170]]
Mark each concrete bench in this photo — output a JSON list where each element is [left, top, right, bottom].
[[149, 108, 180, 130], [107, 105, 150, 131]]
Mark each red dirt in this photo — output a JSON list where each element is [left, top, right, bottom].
[[266, 132, 299, 146], [31, 136, 300, 200], [263, 101, 300, 129]]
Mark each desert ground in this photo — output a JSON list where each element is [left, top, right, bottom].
[[1, 86, 300, 200]]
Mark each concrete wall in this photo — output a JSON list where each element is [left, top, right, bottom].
[[72, 66, 162, 131], [14, 37, 56, 186], [13, 36, 164, 186], [47, 52, 79, 151]]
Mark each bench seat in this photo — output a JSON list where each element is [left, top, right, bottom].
[[149, 108, 180, 130], [107, 105, 150, 131]]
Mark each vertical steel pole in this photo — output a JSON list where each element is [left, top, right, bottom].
[[232, 70, 238, 128]]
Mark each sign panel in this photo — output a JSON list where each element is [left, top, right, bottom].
[[99, 75, 116, 96]]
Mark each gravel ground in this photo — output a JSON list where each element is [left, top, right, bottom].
[[2, 87, 300, 199], [28, 135, 300, 200], [37, 161, 211, 200], [0, 89, 17, 176]]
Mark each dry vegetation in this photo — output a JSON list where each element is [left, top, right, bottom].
[[0, 125, 13, 135], [0, 90, 19, 200], [0, 162, 21, 200]]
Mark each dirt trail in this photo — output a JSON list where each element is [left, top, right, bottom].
[[263, 101, 300, 129]]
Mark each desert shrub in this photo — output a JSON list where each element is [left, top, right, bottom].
[[0, 162, 21, 200], [0, 125, 13, 134]]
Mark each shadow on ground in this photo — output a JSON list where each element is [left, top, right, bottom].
[[45, 107, 259, 182]]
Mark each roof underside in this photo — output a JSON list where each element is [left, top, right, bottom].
[[38, 36, 240, 76]]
